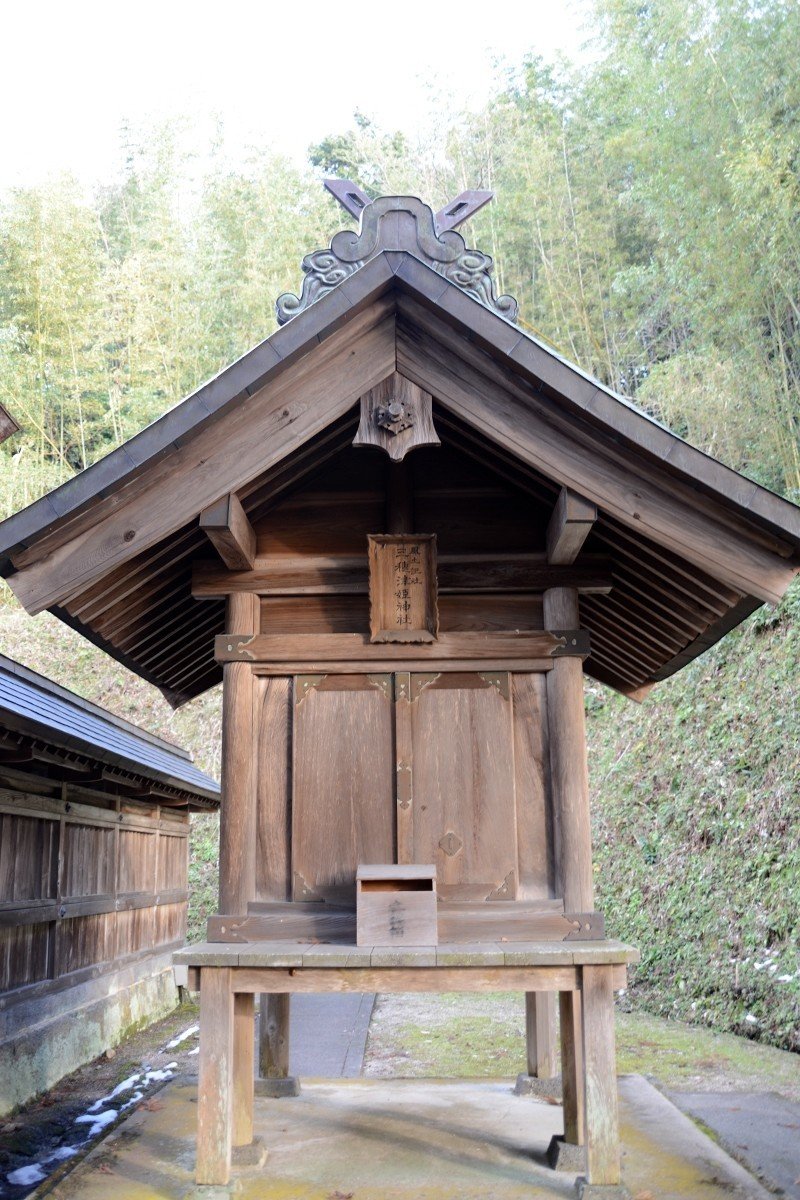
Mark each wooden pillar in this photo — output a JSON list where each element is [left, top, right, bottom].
[[196, 968, 234, 1185], [259, 993, 291, 1078], [525, 992, 557, 1078], [386, 460, 413, 534], [583, 965, 621, 1186], [219, 592, 259, 915], [545, 586, 592, 1150], [233, 993, 255, 1147], [559, 990, 585, 1145], [543, 586, 593, 912]]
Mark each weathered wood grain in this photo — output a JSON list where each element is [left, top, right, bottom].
[[259, 993, 290, 1079], [353, 372, 440, 461], [197, 967, 234, 1185], [254, 677, 292, 902], [291, 675, 394, 903], [200, 493, 256, 571], [219, 594, 259, 915], [232, 992, 254, 1147], [583, 965, 621, 1184], [547, 488, 597, 565], [560, 988, 585, 1146], [216, 630, 583, 663], [526, 991, 557, 1078], [544, 589, 593, 912], [192, 553, 614, 597]]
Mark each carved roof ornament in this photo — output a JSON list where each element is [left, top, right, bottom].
[[276, 189, 518, 326]]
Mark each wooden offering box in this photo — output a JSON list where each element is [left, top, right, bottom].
[[356, 864, 438, 946]]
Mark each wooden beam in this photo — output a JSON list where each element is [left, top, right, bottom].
[[200, 493, 256, 571], [215, 630, 589, 664], [547, 487, 597, 565], [192, 554, 614, 598]]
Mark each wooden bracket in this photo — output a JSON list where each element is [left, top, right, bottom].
[[546, 487, 598, 565], [199, 493, 256, 571], [354, 373, 440, 462]]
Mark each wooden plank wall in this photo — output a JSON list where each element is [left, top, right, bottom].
[[0, 791, 189, 1005]]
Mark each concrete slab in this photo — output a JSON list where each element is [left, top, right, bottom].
[[42, 1075, 771, 1200], [671, 1090, 800, 1200]]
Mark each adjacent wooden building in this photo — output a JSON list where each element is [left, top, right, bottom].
[[0, 190, 798, 1194], [0, 654, 218, 1113]]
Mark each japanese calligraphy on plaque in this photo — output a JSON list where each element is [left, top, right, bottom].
[[367, 534, 438, 643]]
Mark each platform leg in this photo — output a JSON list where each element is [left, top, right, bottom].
[[233, 992, 255, 1147], [525, 991, 557, 1077], [256, 993, 299, 1096], [560, 989, 585, 1145], [197, 967, 234, 1185], [582, 965, 621, 1187]]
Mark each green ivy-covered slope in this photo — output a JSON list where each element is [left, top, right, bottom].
[[590, 581, 800, 1051]]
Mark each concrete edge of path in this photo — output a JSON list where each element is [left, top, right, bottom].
[[620, 1075, 774, 1199]]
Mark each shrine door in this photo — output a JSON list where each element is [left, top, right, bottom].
[[290, 671, 551, 905]]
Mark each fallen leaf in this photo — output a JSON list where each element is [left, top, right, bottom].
[[326, 1192, 354, 1200], [98, 1164, 114, 1175], [139, 1099, 164, 1112], [633, 1192, 655, 1200]]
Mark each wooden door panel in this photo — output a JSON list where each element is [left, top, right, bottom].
[[410, 671, 518, 900], [291, 674, 395, 904]]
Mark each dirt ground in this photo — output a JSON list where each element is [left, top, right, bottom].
[[0, 1000, 200, 1200], [363, 992, 800, 1100]]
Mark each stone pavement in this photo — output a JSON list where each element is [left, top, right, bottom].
[[671, 1090, 800, 1200], [287, 993, 374, 1079]]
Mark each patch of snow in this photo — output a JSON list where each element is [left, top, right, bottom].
[[75, 1108, 117, 1138], [777, 974, 794, 982], [744, 1013, 758, 1024], [44, 1147, 77, 1164], [754, 960, 770, 971], [7, 1164, 46, 1187], [188, 1046, 199, 1056], [142, 1063, 177, 1084], [88, 1072, 141, 1111], [164, 1024, 199, 1050], [120, 1091, 144, 1112]]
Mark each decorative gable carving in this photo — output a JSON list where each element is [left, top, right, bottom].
[[276, 195, 518, 325]]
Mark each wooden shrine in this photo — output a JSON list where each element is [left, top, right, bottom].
[[1, 187, 799, 1198]]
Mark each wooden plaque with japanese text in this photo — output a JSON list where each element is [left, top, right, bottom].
[[368, 534, 438, 643]]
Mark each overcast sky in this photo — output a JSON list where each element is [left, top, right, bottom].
[[2, 0, 592, 188]]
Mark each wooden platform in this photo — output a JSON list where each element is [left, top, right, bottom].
[[177, 940, 639, 1189]]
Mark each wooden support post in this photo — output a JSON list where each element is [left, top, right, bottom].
[[219, 592, 259, 915], [259, 992, 290, 1078], [543, 587, 593, 912], [525, 991, 557, 1078], [196, 968, 234, 1186], [386, 460, 414, 534], [559, 989, 585, 1145], [233, 993, 255, 1147], [582, 965, 621, 1187]]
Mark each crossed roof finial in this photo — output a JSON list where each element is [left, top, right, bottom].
[[323, 178, 494, 234]]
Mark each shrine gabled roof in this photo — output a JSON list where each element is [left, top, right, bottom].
[[0, 654, 219, 806], [0, 194, 798, 704]]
